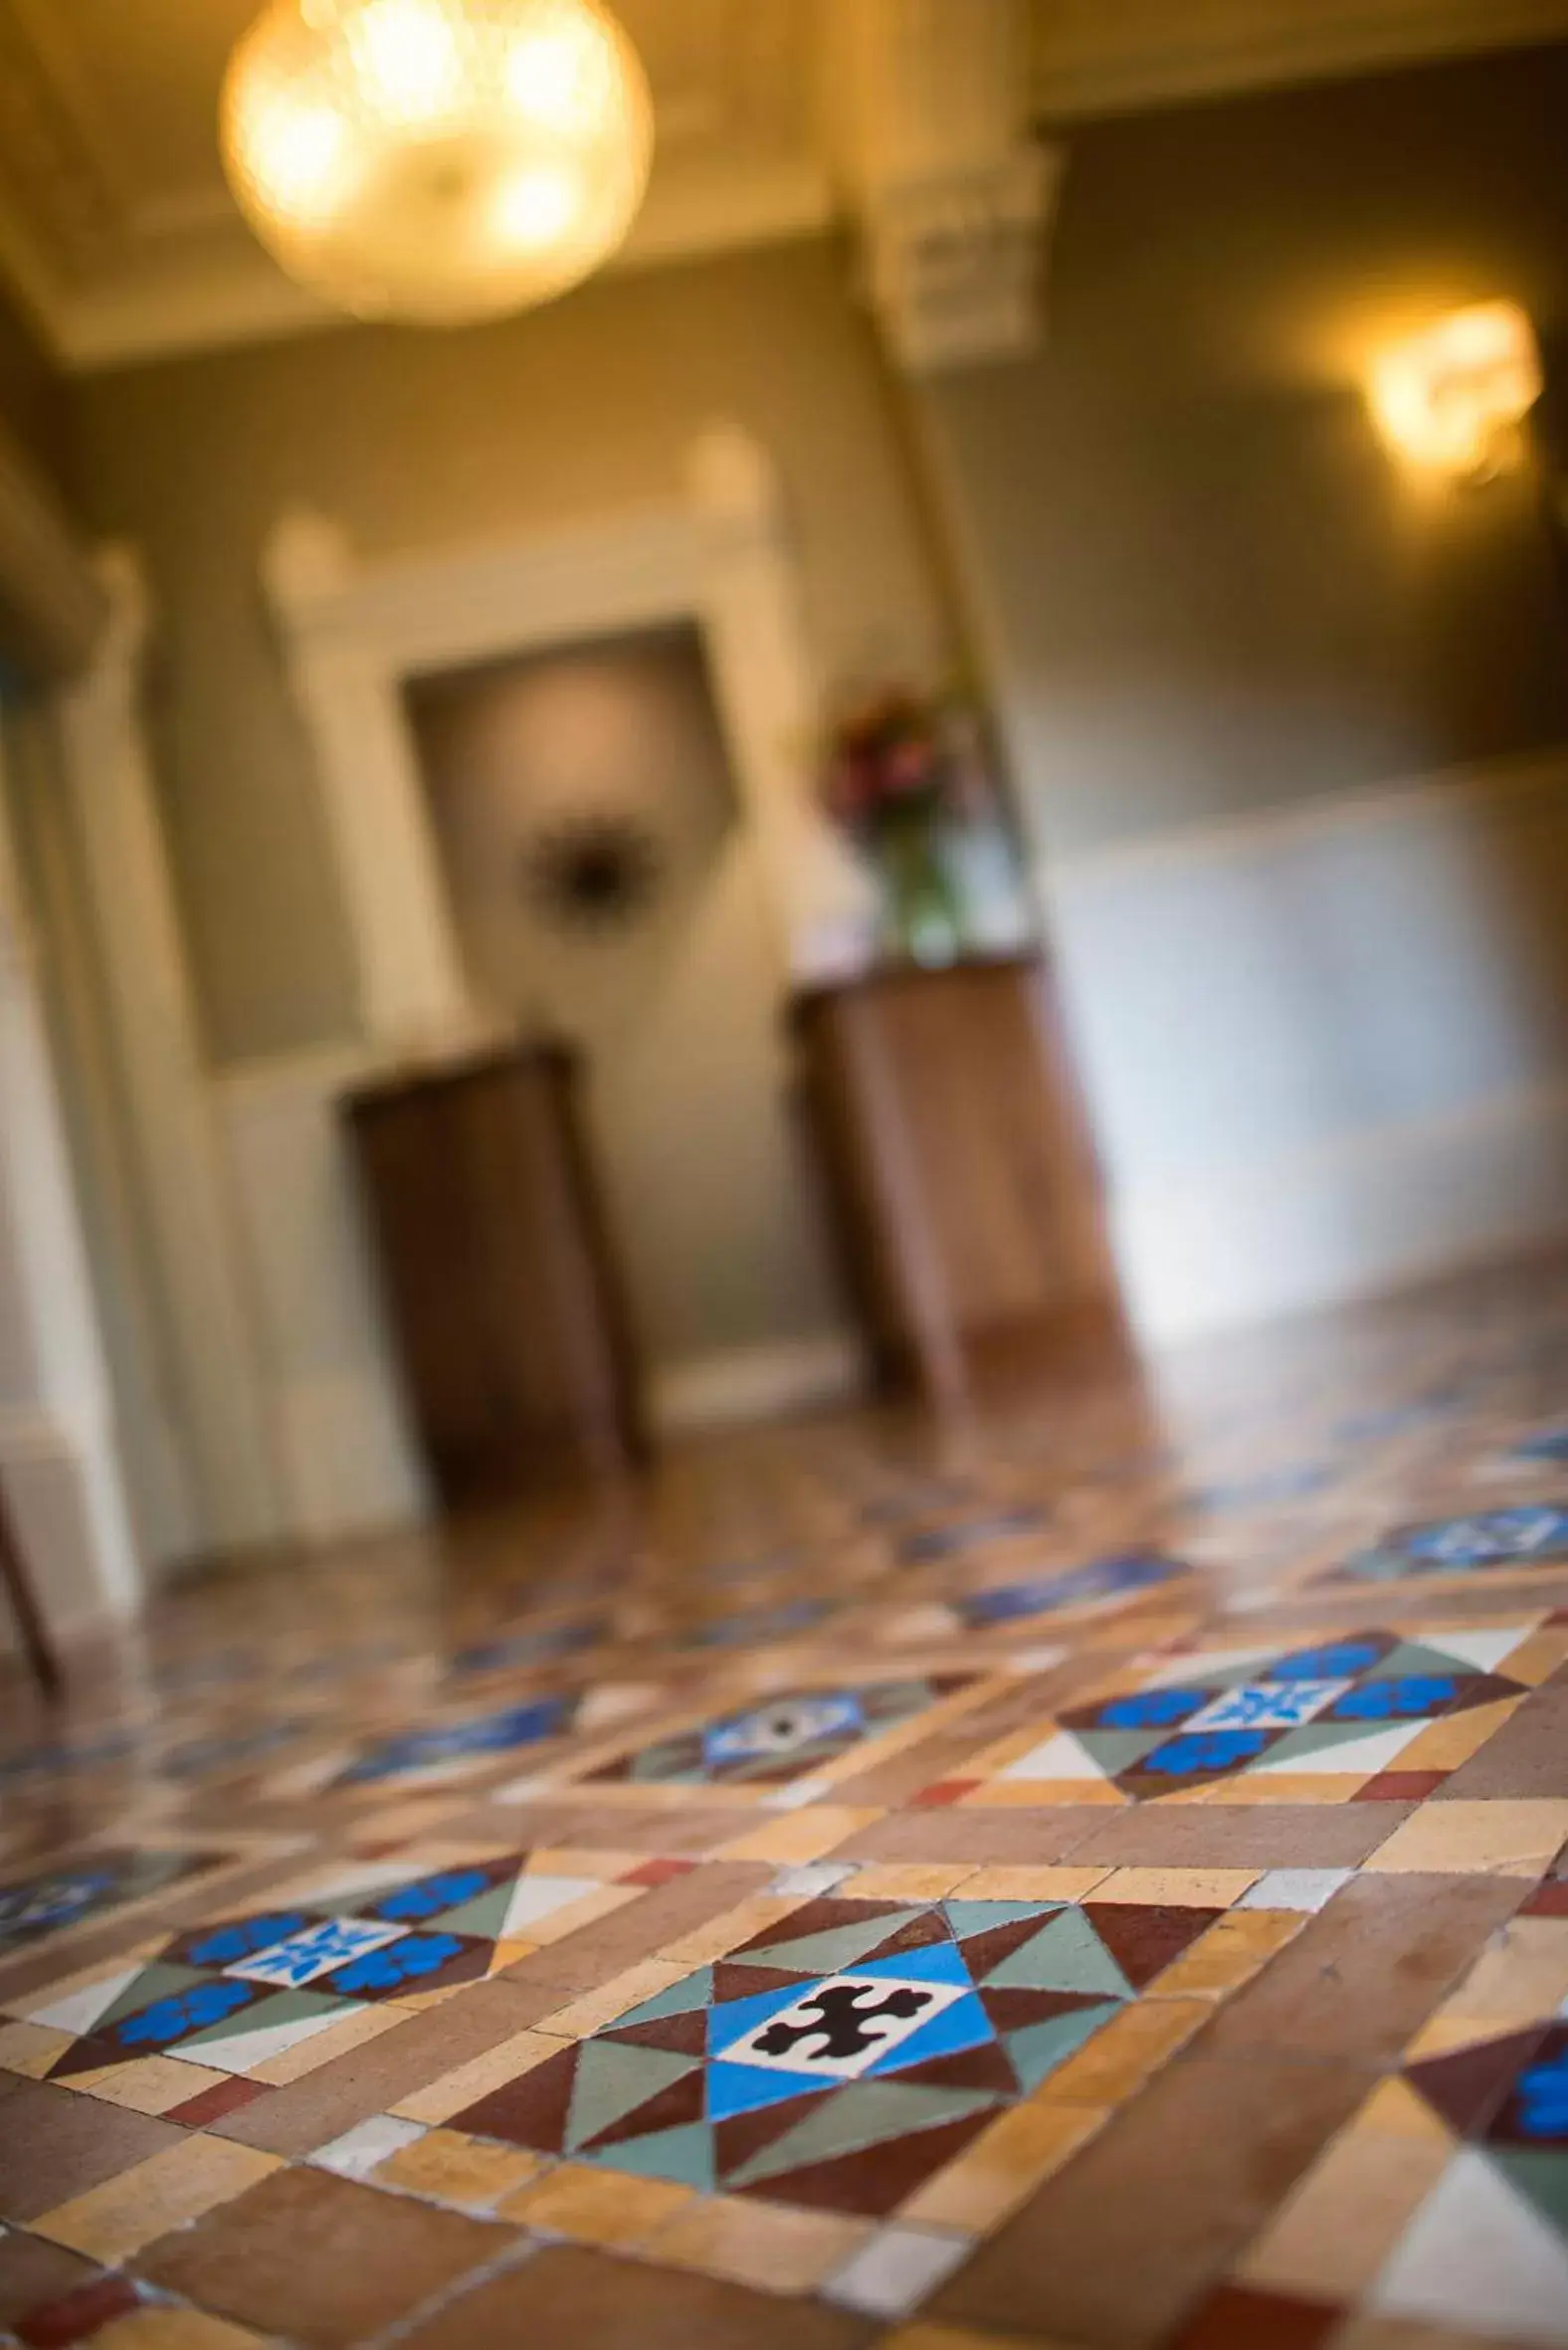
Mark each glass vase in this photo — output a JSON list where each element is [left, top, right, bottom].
[[877, 811, 964, 968]]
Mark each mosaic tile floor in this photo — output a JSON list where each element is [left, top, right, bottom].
[[2, 1253, 1568, 2350]]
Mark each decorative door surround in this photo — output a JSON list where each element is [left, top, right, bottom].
[[264, 422, 877, 1057]]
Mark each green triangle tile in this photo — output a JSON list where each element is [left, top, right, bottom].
[[724, 2080, 1001, 2191], [736, 1911, 929, 1976], [566, 2039, 696, 2152], [584, 2122, 716, 2191], [1376, 1641, 1488, 1680], [944, 1901, 1061, 1937], [986, 1908, 1132, 2000], [612, 1967, 712, 2027], [1007, 2001, 1122, 2091], [180, 1986, 342, 2047], [433, 1884, 514, 1937], [1076, 1728, 1168, 1773], [96, 1962, 208, 2031], [1491, 2148, 1568, 2242]]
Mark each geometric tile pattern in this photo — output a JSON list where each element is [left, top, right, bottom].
[[0, 1849, 224, 1957], [945, 1619, 1560, 1806], [3, 1255, 1568, 2349], [5, 1850, 639, 2088], [1329, 1504, 1568, 1584], [445, 1891, 1226, 2219], [583, 1676, 976, 1790], [1202, 1908, 1568, 2346]]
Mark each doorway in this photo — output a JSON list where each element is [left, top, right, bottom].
[[404, 624, 848, 1422]]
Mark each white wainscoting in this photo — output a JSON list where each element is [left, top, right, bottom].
[[1041, 748, 1568, 1345], [215, 1046, 426, 1545]]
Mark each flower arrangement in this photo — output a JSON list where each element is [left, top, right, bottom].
[[820, 685, 991, 965]]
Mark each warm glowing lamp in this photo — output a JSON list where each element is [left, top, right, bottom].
[[1369, 302, 1543, 481], [221, 0, 653, 326]]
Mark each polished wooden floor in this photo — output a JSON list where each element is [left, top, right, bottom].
[[2, 1252, 1567, 2350]]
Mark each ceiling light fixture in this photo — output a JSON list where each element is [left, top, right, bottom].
[[221, 0, 653, 327]]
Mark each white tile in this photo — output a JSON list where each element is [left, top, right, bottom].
[[27, 1964, 146, 2037], [1371, 2150, 1568, 2345], [826, 2224, 971, 2317], [175, 2001, 367, 2076], [1238, 1868, 1354, 1912], [1000, 1731, 1105, 1783], [768, 1861, 856, 1898], [312, 2113, 428, 2180]]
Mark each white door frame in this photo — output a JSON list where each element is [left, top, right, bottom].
[[263, 421, 876, 1053]]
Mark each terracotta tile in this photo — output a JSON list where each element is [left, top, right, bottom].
[[1364, 1799, 1568, 1876], [389, 2027, 565, 2124], [501, 1863, 770, 1992], [0, 2080, 184, 2225], [1060, 1807, 1417, 1869], [134, 2164, 504, 2349], [1168, 2285, 1338, 2349], [73, 2056, 232, 2115], [1434, 1678, 1568, 1799], [377, 2125, 545, 2209], [900, 2100, 1104, 2234], [0, 2234, 98, 2329], [649, 2195, 871, 2292], [1038, 1997, 1210, 2104], [90, 2312, 272, 2349], [32, 2135, 281, 2262], [163, 2077, 266, 2128], [883, 2329, 1073, 2350], [501, 2160, 694, 2246], [930, 2056, 1370, 2347], [211, 1974, 566, 2156], [959, 1866, 1110, 1902], [1237, 2129, 1450, 2299], [826, 1811, 1104, 1866], [14, 2271, 141, 2348], [720, 1809, 886, 1865], [847, 1865, 981, 1900], [395, 2242, 878, 2350], [1149, 1908, 1303, 1997], [1196, 1874, 1525, 2067]]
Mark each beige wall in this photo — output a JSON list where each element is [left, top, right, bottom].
[[918, 43, 1568, 861], [66, 238, 958, 1065]]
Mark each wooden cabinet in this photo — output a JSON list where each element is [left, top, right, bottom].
[[792, 956, 1124, 1402], [343, 1044, 644, 1508]]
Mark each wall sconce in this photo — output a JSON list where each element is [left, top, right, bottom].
[[1369, 301, 1543, 482]]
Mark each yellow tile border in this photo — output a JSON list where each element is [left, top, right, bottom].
[[31, 2134, 281, 2262]]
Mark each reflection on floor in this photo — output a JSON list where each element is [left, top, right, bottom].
[[3, 1252, 1568, 2350]]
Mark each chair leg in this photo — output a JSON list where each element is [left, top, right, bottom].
[[0, 1479, 63, 1698]]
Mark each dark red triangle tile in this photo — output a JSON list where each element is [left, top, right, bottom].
[[1083, 1903, 1224, 1990], [726, 1899, 907, 1957], [713, 2089, 833, 2177], [738, 2106, 998, 2219], [979, 1985, 1113, 2035], [46, 2033, 138, 2082], [711, 1962, 815, 2006], [597, 2009, 709, 2058], [1446, 1671, 1528, 1712], [894, 2039, 1021, 2096], [1406, 2026, 1553, 2139], [453, 2042, 579, 2151]]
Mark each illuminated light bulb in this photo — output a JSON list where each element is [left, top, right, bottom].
[[1370, 301, 1543, 480], [505, 26, 596, 128], [346, 0, 463, 124], [494, 165, 578, 247], [222, 0, 653, 325]]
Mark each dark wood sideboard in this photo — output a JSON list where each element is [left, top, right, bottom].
[[792, 955, 1125, 1404], [343, 1043, 645, 1508]]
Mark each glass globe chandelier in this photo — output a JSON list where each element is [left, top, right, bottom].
[[221, 0, 654, 326]]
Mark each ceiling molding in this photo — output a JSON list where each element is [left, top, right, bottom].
[[1031, 0, 1568, 119]]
